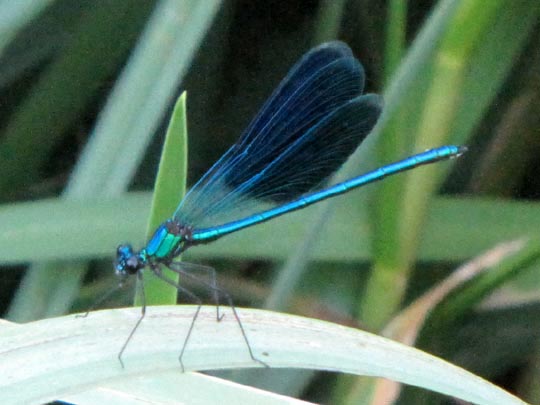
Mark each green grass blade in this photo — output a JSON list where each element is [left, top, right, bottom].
[[139, 93, 188, 306], [1, 196, 540, 265], [431, 237, 540, 328], [383, 0, 407, 84], [64, 372, 308, 405], [0, 0, 53, 56], [5, 0, 153, 322], [67, 1, 220, 197], [0, 307, 527, 405], [312, 0, 348, 44], [363, 0, 506, 330], [0, 0, 151, 198], [7, 0, 221, 321]]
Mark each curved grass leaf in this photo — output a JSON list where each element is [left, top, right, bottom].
[[0, 307, 527, 405]]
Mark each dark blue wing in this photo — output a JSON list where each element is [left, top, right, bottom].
[[174, 42, 381, 229]]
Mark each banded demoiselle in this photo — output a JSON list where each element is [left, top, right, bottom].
[[113, 41, 465, 369]]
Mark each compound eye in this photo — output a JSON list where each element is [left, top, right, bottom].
[[125, 256, 142, 274], [116, 244, 133, 259], [114, 244, 134, 276]]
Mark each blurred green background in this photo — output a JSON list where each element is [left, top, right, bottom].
[[0, 0, 539, 404]]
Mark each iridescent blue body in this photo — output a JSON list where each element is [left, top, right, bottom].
[[116, 144, 464, 276], [112, 41, 465, 369]]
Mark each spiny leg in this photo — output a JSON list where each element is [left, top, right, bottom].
[[117, 271, 146, 369], [76, 278, 130, 318], [166, 261, 223, 321], [167, 261, 269, 368], [150, 265, 202, 372]]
